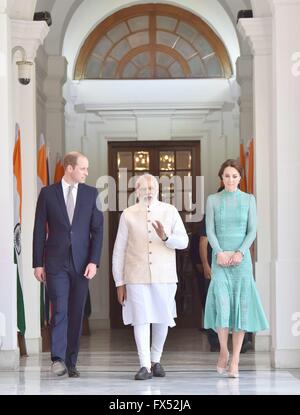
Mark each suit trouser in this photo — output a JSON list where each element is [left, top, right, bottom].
[[46, 251, 89, 368]]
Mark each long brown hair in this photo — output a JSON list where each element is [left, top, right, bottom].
[[218, 159, 243, 180]]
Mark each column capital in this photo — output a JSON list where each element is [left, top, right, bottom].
[[47, 56, 68, 85], [43, 56, 68, 109], [11, 20, 49, 60], [237, 17, 272, 56]]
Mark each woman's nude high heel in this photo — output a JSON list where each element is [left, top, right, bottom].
[[216, 352, 229, 375], [228, 362, 239, 378], [227, 371, 239, 378]]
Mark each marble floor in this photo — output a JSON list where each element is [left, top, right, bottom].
[[1, 329, 300, 395]]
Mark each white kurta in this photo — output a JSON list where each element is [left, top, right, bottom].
[[123, 283, 177, 327], [112, 200, 188, 327]]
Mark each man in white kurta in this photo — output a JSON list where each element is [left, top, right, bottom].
[[112, 174, 188, 380]]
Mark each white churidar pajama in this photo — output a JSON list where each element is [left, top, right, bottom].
[[134, 323, 169, 368]]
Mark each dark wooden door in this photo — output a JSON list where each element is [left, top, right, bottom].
[[108, 141, 202, 328]]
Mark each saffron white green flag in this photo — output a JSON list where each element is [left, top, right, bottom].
[[13, 123, 26, 335], [37, 133, 49, 327]]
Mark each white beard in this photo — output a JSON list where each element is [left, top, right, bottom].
[[138, 192, 158, 206]]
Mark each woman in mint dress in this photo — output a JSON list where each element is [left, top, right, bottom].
[[204, 159, 269, 378]]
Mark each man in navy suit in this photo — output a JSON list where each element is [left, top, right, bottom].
[[33, 152, 103, 377]]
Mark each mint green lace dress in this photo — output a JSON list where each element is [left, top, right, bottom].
[[204, 189, 269, 333]]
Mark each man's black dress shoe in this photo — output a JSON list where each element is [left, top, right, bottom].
[[68, 367, 80, 378], [51, 360, 67, 376], [151, 363, 166, 377], [134, 367, 152, 380]]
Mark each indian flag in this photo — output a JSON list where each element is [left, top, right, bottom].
[[37, 133, 49, 327], [13, 123, 26, 335], [239, 143, 247, 192], [37, 133, 48, 190], [247, 139, 254, 194], [53, 153, 64, 183]]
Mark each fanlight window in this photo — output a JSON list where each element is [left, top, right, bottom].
[[74, 4, 232, 80]]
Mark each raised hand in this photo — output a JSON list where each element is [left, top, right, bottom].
[[152, 220, 167, 240]]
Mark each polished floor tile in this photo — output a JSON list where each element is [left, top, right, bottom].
[[0, 329, 300, 395]]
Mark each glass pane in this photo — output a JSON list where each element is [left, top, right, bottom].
[[110, 39, 131, 60], [127, 32, 149, 48], [157, 31, 178, 48], [86, 58, 100, 78], [156, 66, 170, 78], [93, 37, 113, 58], [159, 172, 175, 192], [192, 35, 213, 57], [176, 21, 198, 42], [123, 61, 137, 78], [160, 151, 175, 171], [177, 171, 192, 191], [156, 52, 174, 67], [107, 22, 130, 43], [111, 39, 130, 60], [137, 67, 152, 78], [169, 61, 185, 78], [118, 171, 133, 191], [176, 151, 192, 169], [101, 58, 117, 78], [127, 16, 149, 31], [175, 38, 196, 60], [188, 55, 205, 77], [134, 151, 149, 170], [204, 54, 222, 77], [133, 51, 150, 67], [117, 152, 132, 170], [156, 16, 177, 31]]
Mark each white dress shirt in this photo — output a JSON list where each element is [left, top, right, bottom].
[[61, 178, 78, 207]]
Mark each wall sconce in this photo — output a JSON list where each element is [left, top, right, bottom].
[[12, 46, 33, 85]]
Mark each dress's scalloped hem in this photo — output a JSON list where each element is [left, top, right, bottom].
[[204, 323, 269, 333]]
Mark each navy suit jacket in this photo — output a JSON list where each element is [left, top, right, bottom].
[[33, 182, 103, 275]]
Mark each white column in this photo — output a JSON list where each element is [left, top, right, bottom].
[[12, 20, 49, 354], [268, 0, 300, 368], [236, 55, 253, 145], [44, 55, 67, 174], [238, 18, 272, 352], [0, 4, 19, 369]]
